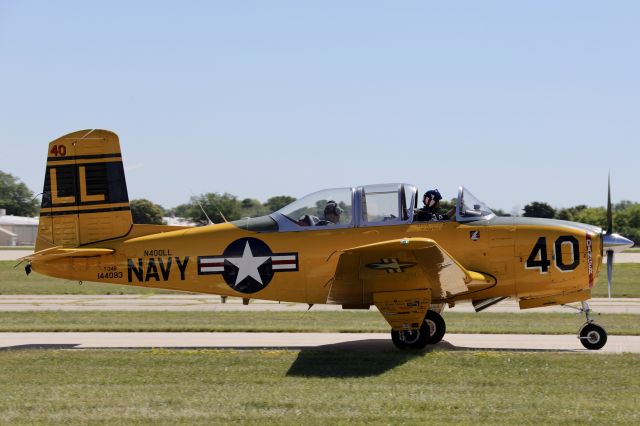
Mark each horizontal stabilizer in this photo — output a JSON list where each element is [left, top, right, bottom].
[[20, 246, 114, 262]]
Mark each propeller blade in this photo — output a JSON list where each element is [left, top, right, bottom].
[[607, 250, 613, 299], [607, 173, 613, 235]]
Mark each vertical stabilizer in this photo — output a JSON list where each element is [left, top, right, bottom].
[[36, 129, 132, 250]]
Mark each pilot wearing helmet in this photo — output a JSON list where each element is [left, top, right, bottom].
[[316, 200, 343, 226], [415, 189, 451, 222]]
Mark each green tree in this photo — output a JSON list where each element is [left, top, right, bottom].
[[240, 198, 270, 218], [265, 196, 296, 212], [522, 202, 556, 219], [439, 199, 456, 214], [168, 203, 192, 218], [572, 207, 606, 228], [0, 171, 39, 217], [491, 208, 511, 217], [613, 203, 640, 245], [563, 202, 640, 245], [187, 193, 242, 225], [556, 205, 587, 221], [130, 199, 165, 224]]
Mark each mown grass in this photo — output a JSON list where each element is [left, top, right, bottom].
[[591, 263, 640, 297], [0, 349, 638, 424], [0, 261, 183, 295], [1, 261, 639, 297], [1, 311, 639, 335]]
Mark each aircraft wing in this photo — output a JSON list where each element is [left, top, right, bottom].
[[327, 237, 495, 330]]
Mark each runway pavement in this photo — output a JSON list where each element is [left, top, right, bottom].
[[0, 250, 33, 261], [1, 331, 638, 353], [1, 295, 639, 313]]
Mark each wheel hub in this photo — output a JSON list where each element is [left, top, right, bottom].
[[425, 319, 436, 337], [400, 330, 420, 344], [586, 331, 601, 344]]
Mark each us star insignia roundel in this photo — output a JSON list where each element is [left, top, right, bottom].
[[197, 237, 298, 294]]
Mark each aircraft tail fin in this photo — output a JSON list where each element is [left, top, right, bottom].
[[36, 129, 133, 251]]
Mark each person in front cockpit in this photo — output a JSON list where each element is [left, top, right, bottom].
[[415, 189, 451, 222]]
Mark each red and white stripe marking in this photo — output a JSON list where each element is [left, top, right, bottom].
[[198, 253, 298, 274], [271, 254, 298, 271], [198, 257, 225, 274]]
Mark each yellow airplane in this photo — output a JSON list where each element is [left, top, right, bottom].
[[24, 129, 634, 350]]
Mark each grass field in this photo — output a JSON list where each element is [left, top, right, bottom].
[[0, 349, 637, 424], [591, 263, 640, 297], [1, 311, 638, 335], [1, 261, 639, 297], [0, 261, 183, 295]]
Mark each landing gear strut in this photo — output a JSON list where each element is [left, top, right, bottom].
[[391, 310, 446, 350], [575, 301, 607, 350]]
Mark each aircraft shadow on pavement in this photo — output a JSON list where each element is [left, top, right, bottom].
[[0, 344, 81, 351]]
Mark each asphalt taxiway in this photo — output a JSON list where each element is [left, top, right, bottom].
[[1, 332, 639, 353]]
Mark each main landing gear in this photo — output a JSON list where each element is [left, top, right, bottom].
[[391, 310, 446, 350], [573, 301, 607, 350]]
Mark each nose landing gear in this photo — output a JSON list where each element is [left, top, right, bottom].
[[575, 301, 608, 350]]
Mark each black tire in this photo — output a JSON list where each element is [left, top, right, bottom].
[[391, 330, 420, 350], [579, 323, 607, 350], [390, 310, 447, 350], [391, 327, 428, 350], [424, 310, 446, 344]]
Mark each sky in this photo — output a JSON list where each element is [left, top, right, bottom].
[[1, 1, 638, 214]]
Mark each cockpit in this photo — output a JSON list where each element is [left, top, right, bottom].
[[269, 184, 495, 231]]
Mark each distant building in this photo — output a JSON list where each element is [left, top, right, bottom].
[[0, 211, 194, 246], [0, 209, 39, 246], [163, 216, 197, 227]]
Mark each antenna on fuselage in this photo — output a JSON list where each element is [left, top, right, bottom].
[[190, 190, 214, 225], [215, 207, 228, 223]]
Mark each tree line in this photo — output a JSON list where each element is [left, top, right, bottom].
[[1, 170, 638, 244], [520, 200, 640, 246], [135, 194, 296, 226]]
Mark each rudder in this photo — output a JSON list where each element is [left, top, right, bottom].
[[36, 129, 132, 250]]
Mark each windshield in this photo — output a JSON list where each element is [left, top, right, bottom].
[[456, 187, 495, 222], [362, 183, 402, 224], [277, 188, 353, 227]]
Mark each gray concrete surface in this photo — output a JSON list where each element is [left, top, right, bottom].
[[0, 295, 639, 313], [0, 250, 32, 261], [0, 332, 638, 353], [607, 252, 640, 263]]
